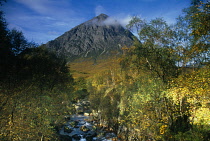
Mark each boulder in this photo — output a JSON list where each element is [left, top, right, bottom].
[[63, 126, 73, 133], [80, 125, 90, 132], [69, 121, 79, 128]]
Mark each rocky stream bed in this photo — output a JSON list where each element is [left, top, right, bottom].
[[59, 100, 118, 141]]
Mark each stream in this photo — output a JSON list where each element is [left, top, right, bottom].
[[59, 100, 118, 141]]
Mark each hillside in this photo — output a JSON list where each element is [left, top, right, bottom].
[[69, 56, 120, 79]]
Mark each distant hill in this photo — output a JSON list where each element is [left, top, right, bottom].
[[45, 13, 134, 62]]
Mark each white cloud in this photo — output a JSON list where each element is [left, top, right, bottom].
[[15, 0, 75, 18], [95, 5, 106, 16], [54, 22, 68, 26], [104, 15, 132, 27], [116, 16, 132, 27], [15, 0, 51, 14], [103, 17, 118, 25], [12, 0, 84, 41]]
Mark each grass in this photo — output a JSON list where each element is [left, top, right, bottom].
[[68, 56, 120, 79]]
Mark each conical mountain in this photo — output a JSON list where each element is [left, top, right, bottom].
[[45, 13, 134, 61]]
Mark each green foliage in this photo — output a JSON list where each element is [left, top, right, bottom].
[[174, 0, 210, 67], [8, 29, 29, 55], [186, 0, 210, 38], [0, 5, 75, 140], [0, 47, 75, 140], [87, 1, 209, 140], [119, 75, 166, 140], [0, 45, 75, 140], [87, 60, 209, 141], [19, 47, 73, 92], [126, 15, 146, 33], [1, 0, 209, 140], [87, 70, 121, 130], [0, 88, 74, 140], [123, 17, 178, 82]]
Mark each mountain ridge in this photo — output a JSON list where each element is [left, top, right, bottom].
[[45, 13, 134, 61]]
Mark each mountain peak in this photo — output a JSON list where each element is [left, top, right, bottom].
[[46, 14, 134, 61], [97, 13, 109, 19], [86, 13, 109, 25]]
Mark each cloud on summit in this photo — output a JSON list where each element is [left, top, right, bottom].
[[94, 5, 132, 27], [103, 15, 132, 27]]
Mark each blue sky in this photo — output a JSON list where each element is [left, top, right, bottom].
[[2, 0, 190, 44]]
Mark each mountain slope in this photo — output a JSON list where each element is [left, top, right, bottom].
[[45, 13, 134, 61]]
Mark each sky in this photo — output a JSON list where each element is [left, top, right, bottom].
[[1, 0, 190, 44]]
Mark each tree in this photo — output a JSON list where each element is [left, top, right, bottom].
[[176, 0, 210, 67], [9, 29, 29, 55], [0, 46, 75, 140], [126, 15, 145, 34], [18, 47, 73, 92], [0, 8, 14, 81], [123, 17, 178, 82], [165, 64, 210, 140], [0, 2, 75, 139], [86, 1, 209, 140]]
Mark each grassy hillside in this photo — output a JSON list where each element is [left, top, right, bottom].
[[69, 56, 120, 79]]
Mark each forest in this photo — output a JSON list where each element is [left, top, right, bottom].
[[0, 0, 209, 140]]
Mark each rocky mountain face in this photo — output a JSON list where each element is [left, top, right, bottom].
[[45, 13, 134, 61]]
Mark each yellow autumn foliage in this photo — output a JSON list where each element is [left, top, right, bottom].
[[167, 65, 210, 126]]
